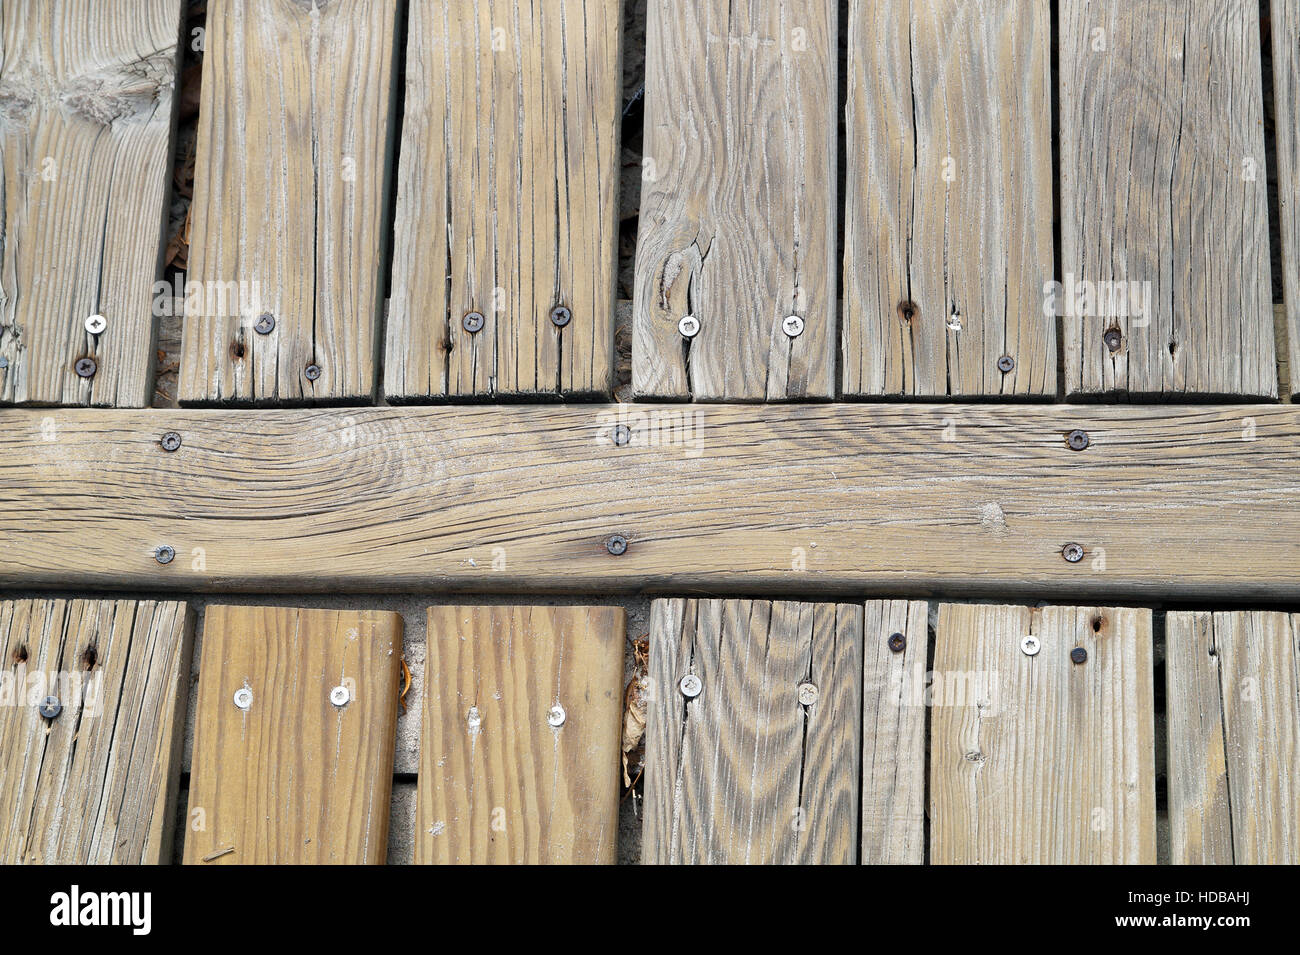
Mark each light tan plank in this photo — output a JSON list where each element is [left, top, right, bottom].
[[178, 0, 399, 403], [0, 0, 182, 407], [633, 0, 837, 400], [1274, 0, 1300, 396], [644, 599, 863, 864], [843, 0, 1054, 396], [1060, 0, 1275, 396], [184, 605, 402, 864], [931, 603, 1156, 863], [385, 0, 621, 400], [0, 598, 192, 864], [417, 605, 624, 864], [1167, 611, 1300, 863]]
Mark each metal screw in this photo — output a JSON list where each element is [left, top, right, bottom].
[[606, 534, 628, 556], [74, 357, 97, 378], [1066, 429, 1090, 451], [1062, 542, 1084, 563], [233, 687, 253, 710], [1104, 328, 1123, 352], [782, 314, 805, 338], [254, 312, 276, 335], [160, 431, 182, 452], [329, 684, 351, 707], [462, 311, 485, 334], [613, 424, 631, 447], [997, 354, 1015, 373], [1070, 647, 1089, 665], [679, 674, 702, 699], [550, 305, 571, 328], [547, 704, 566, 727], [304, 363, 322, 381], [85, 314, 107, 335], [888, 632, 906, 653], [678, 315, 700, 339], [797, 682, 819, 706], [154, 545, 175, 565], [38, 695, 62, 719], [1021, 635, 1041, 656]]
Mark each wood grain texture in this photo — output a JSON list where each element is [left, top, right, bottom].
[[1060, 0, 1275, 397], [860, 599, 927, 864], [1167, 611, 1300, 863], [843, 0, 1054, 396], [183, 605, 402, 864], [643, 599, 863, 864], [0, 598, 192, 864], [385, 0, 621, 400], [0, 0, 181, 407], [416, 605, 624, 864], [178, 0, 399, 404], [931, 603, 1156, 864], [633, 0, 837, 400], [1274, 0, 1300, 396], [4, 404, 1300, 599]]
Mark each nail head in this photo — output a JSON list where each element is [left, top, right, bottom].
[[1070, 647, 1089, 665], [1062, 542, 1085, 563], [304, 363, 322, 381], [797, 682, 819, 706], [154, 545, 175, 565]]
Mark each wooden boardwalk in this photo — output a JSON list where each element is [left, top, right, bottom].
[[1, 0, 1299, 865]]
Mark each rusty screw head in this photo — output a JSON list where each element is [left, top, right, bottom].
[[254, 312, 276, 335], [74, 357, 97, 378], [85, 314, 107, 335], [550, 305, 572, 328], [613, 424, 631, 447], [463, 311, 485, 334], [997, 355, 1015, 373], [154, 545, 175, 565], [1066, 429, 1090, 451], [606, 534, 628, 556], [160, 431, 182, 452], [38, 696, 62, 719], [304, 363, 322, 381], [1103, 328, 1123, 352], [1062, 542, 1085, 563], [888, 632, 906, 652], [1070, 647, 1089, 665]]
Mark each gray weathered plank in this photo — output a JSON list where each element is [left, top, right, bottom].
[[1274, 0, 1300, 396]]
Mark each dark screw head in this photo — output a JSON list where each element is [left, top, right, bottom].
[[74, 357, 97, 378], [1070, 647, 1089, 665], [550, 305, 572, 328], [1103, 328, 1123, 352], [997, 355, 1015, 373], [613, 424, 631, 447], [254, 312, 276, 335], [1062, 542, 1084, 563], [887, 632, 906, 653], [606, 534, 628, 556], [155, 545, 175, 565], [462, 311, 485, 334], [1066, 429, 1090, 451], [304, 363, 322, 381], [38, 696, 62, 719], [160, 431, 182, 452]]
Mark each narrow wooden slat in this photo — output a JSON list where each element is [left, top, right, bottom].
[[178, 0, 399, 404], [0, 0, 182, 407], [843, 0, 1054, 396], [183, 605, 402, 864], [931, 603, 1156, 863], [3, 404, 1300, 599], [1167, 611, 1300, 863], [416, 605, 624, 863], [644, 599, 863, 864], [1060, 0, 1275, 397], [385, 0, 621, 400], [1274, 0, 1300, 396], [633, 0, 837, 400], [0, 599, 192, 864]]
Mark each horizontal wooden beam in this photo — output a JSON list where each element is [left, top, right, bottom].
[[0, 404, 1297, 599]]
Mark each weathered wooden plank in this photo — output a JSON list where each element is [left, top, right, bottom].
[[931, 603, 1156, 863], [2, 404, 1300, 599], [633, 0, 837, 400], [1060, 0, 1275, 397], [0, 598, 192, 864], [178, 0, 399, 404], [1274, 0, 1300, 396], [183, 605, 402, 864], [0, 0, 182, 407], [843, 0, 1054, 396], [417, 605, 624, 863], [385, 0, 621, 400], [644, 599, 863, 864], [1167, 611, 1300, 863]]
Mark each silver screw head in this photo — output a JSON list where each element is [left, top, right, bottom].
[[38, 695, 62, 719], [550, 305, 572, 328], [85, 314, 107, 335], [233, 687, 253, 710], [329, 684, 351, 707], [547, 704, 566, 727], [254, 312, 276, 335], [304, 363, 322, 381], [782, 314, 804, 337], [678, 315, 700, 339], [1062, 542, 1085, 563], [1021, 635, 1041, 656], [997, 354, 1016, 373], [797, 682, 819, 706], [679, 674, 702, 699], [462, 311, 485, 334], [154, 545, 175, 565]]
